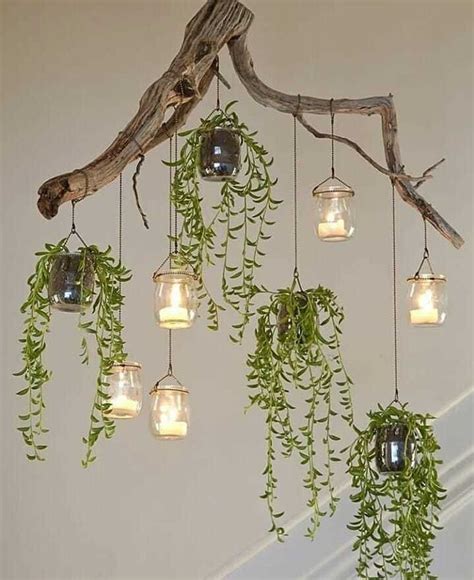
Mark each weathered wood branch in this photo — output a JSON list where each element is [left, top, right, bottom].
[[36, 0, 464, 249]]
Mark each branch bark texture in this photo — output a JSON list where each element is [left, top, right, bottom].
[[36, 0, 464, 249]]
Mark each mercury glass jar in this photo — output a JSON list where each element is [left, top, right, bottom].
[[150, 384, 190, 440], [105, 362, 143, 419], [312, 178, 355, 242], [375, 424, 416, 473], [153, 264, 198, 330], [277, 292, 309, 342], [48, 251, 95, 312], [407, 274, 447, 327], [199, 126, 241, 181]]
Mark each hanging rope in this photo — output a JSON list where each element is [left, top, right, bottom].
[[330, 98, 335, 179], [167, 134, 174, 377], [414, 216, 435, 278], [215, 55, 221, 111], [118, 172, 123, 326], [391, 181, 400, 404], [292, 96, 301, 278]]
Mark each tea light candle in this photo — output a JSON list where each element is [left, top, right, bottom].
[[318, 219, 347, 240], [108, 395, 140, 418], [159, 421, 188, 438], [159, 306, 189, 324], [410, 307, 439, 325]]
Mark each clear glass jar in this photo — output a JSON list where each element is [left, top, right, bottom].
[[153, 266, 198, 329], [407, 274, 447, 326], [199, 126, 241, 181], [312, 178, 355, 242], [48, 251, 95, 312], [150, 384, 190, 440], [105, 362, 143, 419], [375, 424, 416, 473]]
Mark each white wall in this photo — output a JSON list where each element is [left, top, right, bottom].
[[1, 1, 472, 579]]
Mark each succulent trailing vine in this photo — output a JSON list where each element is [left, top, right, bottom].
[[246, 278, 354, 541], [170, 101, 281, 338], [347, 404, 446, 579], [15, 240, 130, 467]]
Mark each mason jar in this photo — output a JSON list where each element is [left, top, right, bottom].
[[375, 424, 416, 473], [407, 274, 447, 326], [312, 178, 355, 242], [150, 384, 190, 440], [105, 362, 143, 419], [199, 127, 241, 181], [48, 251, 95, 312]]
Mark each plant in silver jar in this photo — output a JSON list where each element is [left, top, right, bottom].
[[48, 251, 95, 312], [199, 125, 241, 181], [347, 403, 446, 578], [15, 238, 131, 466]]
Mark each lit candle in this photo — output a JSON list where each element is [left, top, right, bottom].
[[410, 308, 439, 325], [107, 395, 140, 418], [159, 421, 188, 438], [159, 306, 190, 325], [318, 219, 347, 240]]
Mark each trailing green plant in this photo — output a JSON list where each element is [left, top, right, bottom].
[[170, 101, 281, 339], [246, 278, 354, 541], [15, 239, 130, 467], [347, 403, 446, 579]]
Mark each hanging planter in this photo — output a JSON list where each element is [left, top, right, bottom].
[[170, 101, 281, 339], [15, 238, 131, 466], [199, 126, 241, 181], [247, 278, 354, 541], [48, 251, 95, 312], [347, 403, 446, 578]]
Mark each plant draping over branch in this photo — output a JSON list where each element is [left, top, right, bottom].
[[247, 278, 354, 541], [35, 0, 463, 251], [15, 240, 130, 466], [171, 102, 281, 337], [347, 404, 446, 579]]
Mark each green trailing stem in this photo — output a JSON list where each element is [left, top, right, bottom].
[[347, 403, 446, 579], [15, 240, 131, 467], [169, 101, 281, 339], [246, 280, 354, 541]]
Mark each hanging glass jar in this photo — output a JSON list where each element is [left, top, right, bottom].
[[407, 274, 447, 326], [312, 177, 355, 242], [150, 383, 190, 440], [153, 259, 198, 329], [48, 251, 95, 312], [105, 362, 143, 419], [199, 126, 241, 181], [375, 423, 416, 473]]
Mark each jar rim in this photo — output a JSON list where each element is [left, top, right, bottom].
[[111, 361, 142, 370], [312, 186, 354, 198], [152, 270, 196, 283], [152, 384, 189, 394], [407, 273, 446, 282]]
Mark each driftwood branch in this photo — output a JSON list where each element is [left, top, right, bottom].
[[36, 0, 464, 249]]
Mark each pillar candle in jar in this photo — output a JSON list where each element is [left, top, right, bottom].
[[108, 395, 140, 418], [318, 219, 347, 239], [159, 306, 189, 324], [410, 307, 439, 325], [159, 421, 188, 438]]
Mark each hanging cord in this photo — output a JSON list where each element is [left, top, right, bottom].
[[292, 95, 303, 291], [64, 171, 89, 248], [391, 182, 400, 405], [414, 216, 435, 277], [330, 98, 335, 179], [167, 134, 174, 377], [215, 56, 221, 111], [118, 172, 123, 327]]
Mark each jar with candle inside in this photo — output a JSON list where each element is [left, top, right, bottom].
[[105, 362, 143, 419], [407, 274, 447, 327], [312, 177, 355, 242], [153, 260, 198, 330], [150, 384, 190, 440]]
